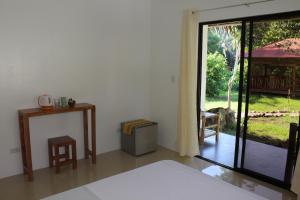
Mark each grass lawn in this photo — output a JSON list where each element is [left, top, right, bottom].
[[248, 116, 298, 146], [205, 91, 239, 111], [206, 92, 300, 112], [249, 94, 300, 112], [205, 92, 300, 146]]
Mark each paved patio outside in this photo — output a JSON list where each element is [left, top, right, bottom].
[[199, 133, 288, 181]]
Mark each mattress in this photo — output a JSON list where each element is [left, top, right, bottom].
[[42, 160, 268, 200]]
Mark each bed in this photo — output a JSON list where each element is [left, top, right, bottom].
[[42, 160, 268, 200]]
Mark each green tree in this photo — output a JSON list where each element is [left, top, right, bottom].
[[206, 53, 229, 97], [208, 30, 222, 54], [253, 19, 300, 48], [209, 25, 241, 108]]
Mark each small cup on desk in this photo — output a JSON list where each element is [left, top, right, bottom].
[[53, 98, 61, 108], [60, 97, 68, 107]]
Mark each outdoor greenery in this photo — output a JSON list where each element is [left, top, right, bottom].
[[206, 93, 300, 146], [252, 19, 300, 48], [206, 28, 241, 102], [206, 19, 300, 98], [248, 94, 300, 146], [208, 31, 223, 55], [206, 53, 229, 97], [205, 19, 300, 148], [206, 91, 239, 110], [247, 116, 298, 147], [249, 94, 300, 112]]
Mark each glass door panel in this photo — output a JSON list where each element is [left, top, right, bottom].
[[199, 22, 243, 168], [242, 17, 300, 182]]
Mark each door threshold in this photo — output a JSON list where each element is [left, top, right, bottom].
[[195, 155, 234, 170]]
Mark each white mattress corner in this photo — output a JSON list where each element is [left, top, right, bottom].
[[43, 159, 269, 200], [41, 187, 101, 200]]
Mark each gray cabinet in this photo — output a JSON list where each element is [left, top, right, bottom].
[[121, 122, 157, 156]]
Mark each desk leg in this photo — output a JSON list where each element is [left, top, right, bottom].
[[18, 113, 26, 174], [91, 106, 96, 164], [83, 110, 89, 159], [23, 117, 33, 181]]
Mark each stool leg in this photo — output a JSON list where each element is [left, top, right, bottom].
[[65, 144, 69, 161], [72, 141, 77, 169], [48, 141, 53, 168], [55, 145, 60, 173]]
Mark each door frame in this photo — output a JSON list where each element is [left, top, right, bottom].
[[196, 10, 300, 189]]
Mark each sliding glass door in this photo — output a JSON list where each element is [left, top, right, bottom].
[[198, 11, 300, 188], [198, 21, 243, 168], [240, 16, 300, 185]]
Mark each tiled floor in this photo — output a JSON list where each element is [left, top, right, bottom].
[[199, 133, 236, 167], [0, 146, 296, 200], [200, 133, 288, 180], [244, 139, 288, 181]]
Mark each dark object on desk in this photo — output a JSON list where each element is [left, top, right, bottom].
[[18, 103, 96, 181], [48, 136, 77, 173], [68, 98, 76, 107], [121, 120, 158, 156]]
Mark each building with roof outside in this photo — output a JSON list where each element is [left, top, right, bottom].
[[249, 38, 300, 97]]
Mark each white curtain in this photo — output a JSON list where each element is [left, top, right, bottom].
[[176, 9, 200, 157]]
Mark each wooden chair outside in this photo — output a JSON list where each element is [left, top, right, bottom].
[[199, 111, 221, 145]]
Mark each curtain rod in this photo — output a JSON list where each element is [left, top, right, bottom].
[[193, 0, 275, 13]]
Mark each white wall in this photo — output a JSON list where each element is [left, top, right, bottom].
[[0, 0, 151, 178], [1, 0, 299, 180], [149, 0, 300, 151]]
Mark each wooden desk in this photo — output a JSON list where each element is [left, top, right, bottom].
[[18, 103, 96, 181]]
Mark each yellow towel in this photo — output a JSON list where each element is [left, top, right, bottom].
[[122, 119, 154, 135]]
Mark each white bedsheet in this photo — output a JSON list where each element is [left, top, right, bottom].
[[43, 160, 268, 200]]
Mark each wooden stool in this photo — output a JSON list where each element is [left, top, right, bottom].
[[48, 136, 77, 173]]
